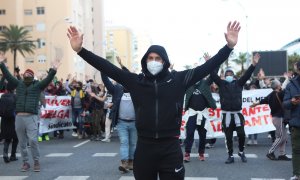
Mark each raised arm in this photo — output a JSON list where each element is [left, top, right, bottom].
[[180, 21, 240, 88], [238, 53, 260, 86], [67, 26, 134, 87], [101, 72, 116, 95], [0, 58, 19, 88], [37, 59, 60, 89]]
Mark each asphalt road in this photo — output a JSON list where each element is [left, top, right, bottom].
[[0, 131, 293, 180]]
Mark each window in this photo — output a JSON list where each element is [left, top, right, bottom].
[[37, 39, 46, 48], [25, 57, 34, 63], [37, 55, 46, 63], [36, 7, 45, 15], [36, 23, 45, 32], [24, 25, 33, 32], [0, 9, 6, 15], [0, 26, 7, 31], [24, 9, 32, 15]]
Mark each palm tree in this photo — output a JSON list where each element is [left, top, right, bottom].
[[232, 52, 248, 74], [0, 25, 36, 70]]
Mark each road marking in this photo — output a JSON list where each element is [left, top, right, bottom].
[[0, 176, 28, 180], [251, 178, 285, 180], [92, 153, 118, 157], [73, 140, 90, 148], [233, 153, 258, 158], [45, 153, 73, 157], [190, 153, 209, 158], [54, 176, 89, 180], [0, 153, 21, 157], [119, 177, 218, 180]]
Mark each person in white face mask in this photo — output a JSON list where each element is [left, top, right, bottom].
[[209, 53, 260, 164], [67, 21, 241, 180]]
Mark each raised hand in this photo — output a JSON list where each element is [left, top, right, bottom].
[[51, 59, 62, 70], [0, 51, 6, 63], [203, 52, 211, 61], [225, 21, 241, 49], [252, 53, 260, 66], [67, 26, 83, 53]]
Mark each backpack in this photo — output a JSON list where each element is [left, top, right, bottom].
[[0, 93, 16, 117]]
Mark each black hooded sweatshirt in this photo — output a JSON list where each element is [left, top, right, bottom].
[[78, 45, 232, 138]]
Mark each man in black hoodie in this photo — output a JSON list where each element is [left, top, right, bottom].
[[67, 21, 241, 180]]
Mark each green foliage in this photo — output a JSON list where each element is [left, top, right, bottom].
[[288, 52, 300, 71], [0, 25, 36, 69]]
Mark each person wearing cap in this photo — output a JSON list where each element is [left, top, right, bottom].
[[0, 54, 60, 172], [252, 78, 291, 161], [283, 61, 300, 180], [210, 53, 261, 164], [67, 21, 241, 179]]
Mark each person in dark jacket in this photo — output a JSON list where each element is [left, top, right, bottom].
[[252, 79, 291, 161], [67, 21, 241, 180], [183, 54, 217, 162], [283, 61, 300, 180], [210, 53, 260, 164], [0, 54, 59, 172], [0, 82, 18, 163]]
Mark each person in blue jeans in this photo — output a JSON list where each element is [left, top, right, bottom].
[[101, 71, 137, 173]]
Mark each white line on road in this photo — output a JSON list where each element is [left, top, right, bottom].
[[45, 153, 73, 157], [0, 153, 21, 158], [190, 153, 209, 158], [54, 176, 89, 180], [251, 178, 285, 180], [233, 153, 258, 158], [73, 140, 90, 148], [119, 177, 218, 180], [0, 176, 28, 180], [92, 153, 118, 157]]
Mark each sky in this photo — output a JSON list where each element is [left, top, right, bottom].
[[103, 0, 300, 70]]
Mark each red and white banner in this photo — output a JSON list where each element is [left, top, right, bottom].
[[180, 88, 276, 139], [39, 96, 75, 133]]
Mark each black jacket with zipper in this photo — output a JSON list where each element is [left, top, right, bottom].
[[78, 45, 232, 138]]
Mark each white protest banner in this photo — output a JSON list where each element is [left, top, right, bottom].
[[180, 88, 275, 139], [39, 96, 75, 133]]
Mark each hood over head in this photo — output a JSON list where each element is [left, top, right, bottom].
[[141, 45, 170, 77]]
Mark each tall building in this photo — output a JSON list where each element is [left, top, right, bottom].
[[0, 0, 104, 81], [281, 38, 300, 55], [105, 27, 136, 71]]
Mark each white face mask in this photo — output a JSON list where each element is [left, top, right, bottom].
[[225, 76, 234, 82], [147, 61, 163, 75]]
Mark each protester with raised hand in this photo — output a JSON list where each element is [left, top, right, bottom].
[[0, 52, 60, 172], [67, 21, 240, 180]]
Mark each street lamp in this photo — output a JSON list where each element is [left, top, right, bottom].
[[49, 17, 72, 64]]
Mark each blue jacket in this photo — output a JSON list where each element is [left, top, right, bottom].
[[283, 76, 300, 127]]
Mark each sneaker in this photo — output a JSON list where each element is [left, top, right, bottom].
[[3, 156, 10, 163], [199, 154, 205, 161], [78, 134, 83, 139], [183, 153, 190, 162], [72, 132, 78, 137], [266, 152, 277, 160], [33, 160, 40, 172], [253, 140, 258, 145], [238, 152, 247, 163], [38, 136, 43, 142], [247, 140, 253, 146], [205, 143, 211, 149], [290, 175, 300, 180], [278, 154, 291, 161], [119, 160, 129, 173], [21, 162, 30, 172], [225, 156, 234, 164], [44, 135, 50, 141], [9, 156, 18, 161], [90, 136, 96, 141], [101, 138, 111, 142], [127, 159, 133, 170]]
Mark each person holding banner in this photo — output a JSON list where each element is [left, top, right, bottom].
[[210, 53, 260, 164], [183, 53, 217, 162], [0, 53, 60, 172], [67, 21, 240, 180], [283, 61, 300, 180]]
